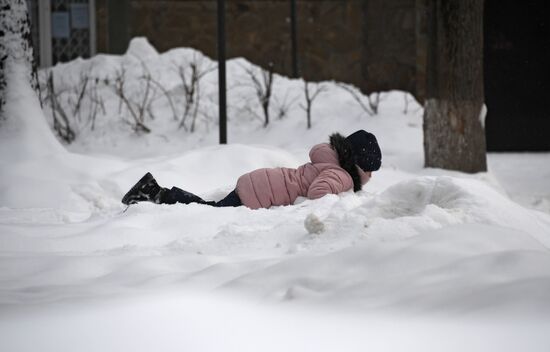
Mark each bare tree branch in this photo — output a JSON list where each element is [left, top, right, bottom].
[[173, 54, 216, 131], [112, 66, 151, 134], [46, 72, 75, 143], [300, 81, 327, 129], [243, 62, 275, 128], [273, 90, 299, 120], [337, 83, 374, 116]]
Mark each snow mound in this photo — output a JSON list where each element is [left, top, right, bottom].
[[0, 62, 127, 212], [356, 176, 550, 246], [38, 38, 425, 160], [0, 63, 64, 161], [125, 37, 159, 60]]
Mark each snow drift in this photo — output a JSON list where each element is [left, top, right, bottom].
[[1, 38, 550, 351]]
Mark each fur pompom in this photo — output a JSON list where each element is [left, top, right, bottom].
[[329, 133, 362, 192]]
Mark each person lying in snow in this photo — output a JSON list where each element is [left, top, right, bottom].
[[121, 130, 382, 209]]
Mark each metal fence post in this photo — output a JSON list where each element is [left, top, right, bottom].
[[217, 0, 227, 144], [290, 0, 299, 78]]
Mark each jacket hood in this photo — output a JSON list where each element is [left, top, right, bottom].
[[329, 133, 362, 192]]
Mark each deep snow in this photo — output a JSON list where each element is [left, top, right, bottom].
[[1, 38, 550, 351]]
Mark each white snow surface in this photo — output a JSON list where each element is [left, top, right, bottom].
[[1, 38, 550, 351]]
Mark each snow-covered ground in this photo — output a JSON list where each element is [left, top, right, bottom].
[[1, 38, 550, 351]]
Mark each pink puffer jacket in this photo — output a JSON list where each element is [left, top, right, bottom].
[[236, 143, 371, 209]]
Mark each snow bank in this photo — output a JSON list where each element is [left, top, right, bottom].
[[0, 62, 64, 160], [0, 61, 75, 211], [38, 38, 424, 160], [0, 61, 128, 213]]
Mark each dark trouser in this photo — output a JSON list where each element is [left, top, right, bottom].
[[160, 188, 242, 207]]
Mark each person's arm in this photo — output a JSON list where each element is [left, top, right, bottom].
[[307, 169, 353, 200], [308, 143, 334, 164]]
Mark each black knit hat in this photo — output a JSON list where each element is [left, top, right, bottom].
[[345, 130, 382, 171]]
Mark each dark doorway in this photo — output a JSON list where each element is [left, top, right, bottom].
[[484, 0, 550, 151]]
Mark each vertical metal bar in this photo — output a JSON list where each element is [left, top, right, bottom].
[[89, 0, 97, 56], [217, 0, 227, 144], [38, 0, 52, 67], [290, 0, 298, 78], [108, 0, 129, 55]]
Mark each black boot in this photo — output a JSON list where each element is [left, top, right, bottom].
[[121, 172, 165, 205]]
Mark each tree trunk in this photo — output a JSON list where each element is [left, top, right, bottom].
[[0, 0, 38, 120], [423, 0, 487, 173]]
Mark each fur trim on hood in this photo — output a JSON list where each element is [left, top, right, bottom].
[[329, 133, 362, 192]]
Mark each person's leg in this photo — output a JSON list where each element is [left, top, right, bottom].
[[121, 173, 203, 206], [162, 188, 242, 207], [159, 187, 209, 205], [213, 190, 242, 207], [122, 173, 242, 207]]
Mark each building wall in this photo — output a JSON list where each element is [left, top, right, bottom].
[[362, 0, 417, 94], [96, 0, 425, 99]]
